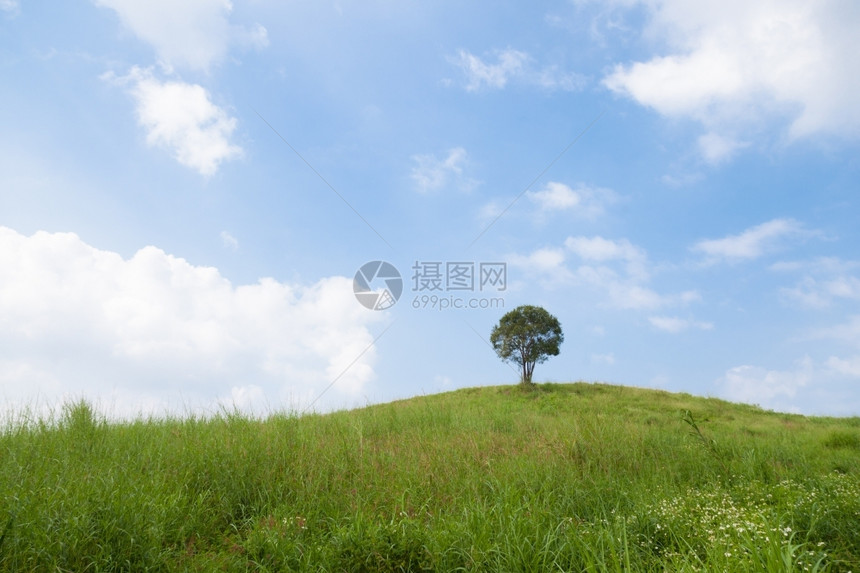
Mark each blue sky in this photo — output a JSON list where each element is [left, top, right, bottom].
[[2, 0, 859, 418]]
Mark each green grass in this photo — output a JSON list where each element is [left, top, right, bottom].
[[1, 382, 859, 571]]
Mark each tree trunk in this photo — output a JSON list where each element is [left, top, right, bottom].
[[521, 360, 535, 385]]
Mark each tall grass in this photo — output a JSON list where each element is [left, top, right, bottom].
[[1, 383, 858, 571]]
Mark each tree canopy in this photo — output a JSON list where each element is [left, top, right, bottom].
[[490, 305, 563, 385]]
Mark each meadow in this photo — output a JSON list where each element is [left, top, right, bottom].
[[1, 382, 859, 571]]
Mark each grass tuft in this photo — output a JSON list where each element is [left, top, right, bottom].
[[823, 430, 860, 450]]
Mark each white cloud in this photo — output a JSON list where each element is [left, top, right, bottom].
[[565, 235, 649, 280], [813, 315, 860, 348], [480, 182, 616, 226], [604, 283, 668, 310], [679, 291, 702, 304], [411, 147, 477, 193], [453, 48, 527, 91], [812, 276, 860, 300], [534, 64, 588, 91], [773, 257, 860, 309], [452, 48, 586, 92], [0, 0, 19, 14], [815, 320, 860, 400], [648, 315, 713, 333], [715, 353, 860, 414], [233, 22, 269, 52], [602, 0, 860, 155], [770, 257, 860, 274], [565, 235, 644, 263], [0, 227, 383, 418], [220, 231, 239, 252], [690, 218, 805, 264], [508, 247, 573, 287], [528, 182, 616, 218], [529, 182, 580, 210], [781, 276, 860, 309], [591, 353, 616, 365], [779, 277, 829, 309], [94, 0, 268, 71], [697, 132, 748, 164], [825, 355, 860, 378], [660, 171, 703, 187], [522, 247, 567, 271], [718, 357, 812, 409], [95, 0, 264, 174], [510, 235, 697, 310], [218, 384, 269, 415], [107, 67, 242, 176], [477, 197, 508, 221]]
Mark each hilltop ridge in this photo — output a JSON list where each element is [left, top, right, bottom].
[[1, 381, 858, 571]]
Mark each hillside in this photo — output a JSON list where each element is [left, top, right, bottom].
[[1, 382, 859, 571]]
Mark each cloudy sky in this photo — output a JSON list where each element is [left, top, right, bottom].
[[2, 0, 859, 418]]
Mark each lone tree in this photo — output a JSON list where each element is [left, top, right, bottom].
[[490, 305, 563, 385]]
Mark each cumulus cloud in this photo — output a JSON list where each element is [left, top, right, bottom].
[[527, 182, 616, 218], [718, 357, 812, 410], [106, 67, 242, 176], [528, 182, 580, 210], [452, 48, 586, 92], [715, 352, 860, 414], [648, 315, 713, 333], [94, 0, 268, 71], [565, 235, 643, 262], [601, 0, 860, 157], [781, 276, 860, 309], [565, 236, 648, 280], [814, 318, 860, 405], [825, 356, 860, 378], [410, 147, 478, 193], [604, 283, 669, 310], [510, 236, 697, 310], [507, 247, 573, 287], [95, 0, 264, 173], [773, 257, 860, 309], [0, 227, 383, 418], [690, 218, 806, 264]]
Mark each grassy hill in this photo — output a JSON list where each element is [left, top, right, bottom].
[[1, 382, 859, 571]]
